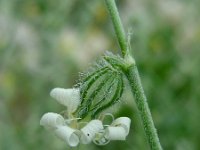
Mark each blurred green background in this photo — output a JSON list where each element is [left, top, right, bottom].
[[0, 0, 200, 149]]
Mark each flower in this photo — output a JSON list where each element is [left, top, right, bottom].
[[54, 125, 79, 147], [40, 87, 131, 147], [105, 117, 131, 141], [40, 112, 65, 130], [80, 120, 104, 144], [50, 88, 80, 113], [40, 112, 80, 147]]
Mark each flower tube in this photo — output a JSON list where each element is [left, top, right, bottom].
[[105, 126, 127, 140], [54, 126, 79, 147], [40, 112, 65, 130]]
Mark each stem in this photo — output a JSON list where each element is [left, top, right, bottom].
[[125, 65, 162, 150], [105, 0, 128, 57], [104, 0, 162, 149]]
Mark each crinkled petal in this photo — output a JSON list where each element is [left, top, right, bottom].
[[112, 117, 131, 135], [54, 125, 79, 147], [40, 112, 65, 130], [105, 126, 127, 140], [80, 120, 103, 144], [50, 88, 80, 113]]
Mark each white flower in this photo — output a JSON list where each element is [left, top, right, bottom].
[[54, 126, 79, 147], [40, 87, 132, 147], [96, 117, 131, 143], [91, 116, 131, 145], [111, 117, 131, 135], [80, 120, 103, 144], [40, 112, 80, 147], [105, 126, 127, 140], [50, 88, 80, 113], [40, 112, 65, 130]]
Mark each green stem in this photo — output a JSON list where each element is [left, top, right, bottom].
[[125, 65, 162, 150], [105, 0, 162, 149], [105, 0, 128, 57]]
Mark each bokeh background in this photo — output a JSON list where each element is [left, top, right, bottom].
[[0, 0, 200, 149]]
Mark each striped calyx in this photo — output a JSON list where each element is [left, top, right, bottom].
[[76, 53, 125, 120]]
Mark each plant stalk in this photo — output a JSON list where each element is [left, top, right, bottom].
[[105, 0, 162, 149], [105, 0, 128, 57], [125, 65, 162, 150]]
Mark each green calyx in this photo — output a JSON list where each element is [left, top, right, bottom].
[[76, 52, 128, 120]]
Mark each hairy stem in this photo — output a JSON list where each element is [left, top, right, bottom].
[[105, 0, 162, 149], [125, 65, 162, 150], [105, 0, 128, 57]]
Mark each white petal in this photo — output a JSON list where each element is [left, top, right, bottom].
[[112, 117, 131, 135], [54, 126, 79, 147], [50, 88, 80, 113], [40, 112, 65, 130], [105, 126, 127, 140], [80, 120, 103, 144], [93, 132, 110, 146]]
